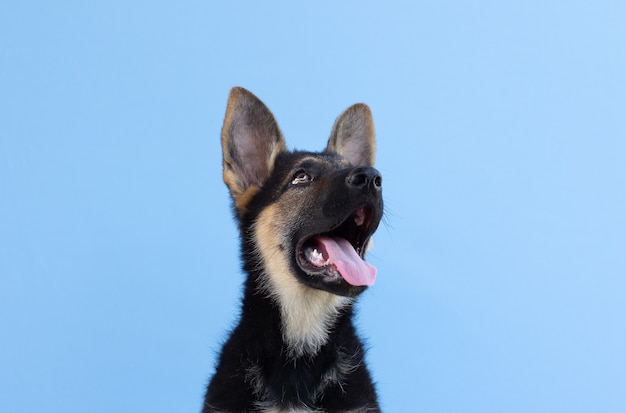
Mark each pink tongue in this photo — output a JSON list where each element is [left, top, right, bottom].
[[316, 235, 377, 286]]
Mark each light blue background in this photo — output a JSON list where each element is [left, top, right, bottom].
[[1, 1, 625, 412]]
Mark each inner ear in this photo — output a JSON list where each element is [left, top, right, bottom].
[[221, 87, 286, 204], [326, 103, 376, 167]]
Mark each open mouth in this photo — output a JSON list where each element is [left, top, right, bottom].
[[296, 206, 378, 286]]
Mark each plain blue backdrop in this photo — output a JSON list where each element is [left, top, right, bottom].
[[1, 1, 625, 412]]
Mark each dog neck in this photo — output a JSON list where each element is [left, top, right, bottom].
[[265, 276, 353, 358], [251, 206, 354, 358]]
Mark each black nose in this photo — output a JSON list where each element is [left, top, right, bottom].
[[346, 166, 382, 192]]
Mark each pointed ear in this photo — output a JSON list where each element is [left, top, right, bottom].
[[221, 87, 286, 214], [326, 103, 376, 167]]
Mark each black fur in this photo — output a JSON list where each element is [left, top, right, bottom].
[[203, 88, 382, 412]]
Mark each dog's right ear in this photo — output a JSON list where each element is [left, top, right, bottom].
[[326, 103, 376, 167], [221, 87, 287, 216]]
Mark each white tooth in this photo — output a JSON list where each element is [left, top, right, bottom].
[[308, 247, 328, 267], [354, 210, 365, 226]]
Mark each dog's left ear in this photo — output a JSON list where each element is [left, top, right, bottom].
[[326, 103, 376, 167]]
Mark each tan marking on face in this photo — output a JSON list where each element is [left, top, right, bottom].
[[232, 185, 261, 218], [253, 203, 353, 358]]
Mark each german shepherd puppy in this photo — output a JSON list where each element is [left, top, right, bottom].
[[203, 87, 383, 412]]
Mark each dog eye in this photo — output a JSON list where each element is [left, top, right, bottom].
[[291, 171, 312, 185]]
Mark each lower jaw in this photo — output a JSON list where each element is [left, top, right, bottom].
[[296, 269, 367, 297]]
